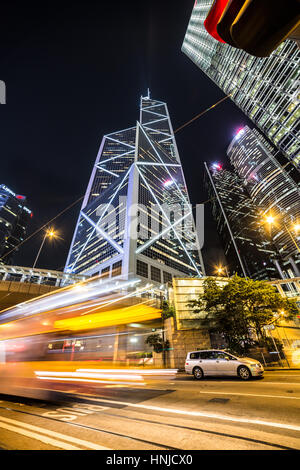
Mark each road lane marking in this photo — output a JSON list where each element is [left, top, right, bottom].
[[266, 374, 300, 376], [41, 404, 109, 422], [199, 381, 300, 385], [0, 420, 80, 450], [198, 391, 300, 400], [79, 396, 300, 432], [258, 382, 300, 386], [0, 415, 110, 450]]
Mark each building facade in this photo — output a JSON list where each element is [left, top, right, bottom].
[[167, 276, 300, 369], [182, 1, 300, 168], [204, 163, 278, 280], [0, 184, 32, 265], [65, 93, 204, 283], [228, 126, 300, 277]]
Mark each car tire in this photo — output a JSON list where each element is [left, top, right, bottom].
[[238, 365, 251, 381], [193, 366, 203, 380]]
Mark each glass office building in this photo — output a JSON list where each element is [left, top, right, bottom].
[[65, 93, 204, 282], [182, 1, 300, 168], [0, 184, 32, 264], [204, 164, 278, 280], [228, 126, 300, 277]]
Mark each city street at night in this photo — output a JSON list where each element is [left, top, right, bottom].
[[0, 370, 299, 451], [1, 0, 300, 460]]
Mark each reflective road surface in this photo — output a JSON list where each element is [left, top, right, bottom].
[[0, 370, 299, 450]]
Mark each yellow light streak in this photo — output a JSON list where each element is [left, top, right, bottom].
[[54, 304, 161, 331]]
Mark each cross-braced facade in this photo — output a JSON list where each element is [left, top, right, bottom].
[[65, 93, 204, 283]]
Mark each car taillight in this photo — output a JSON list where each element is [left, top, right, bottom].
[[186, 362, 189, 365]]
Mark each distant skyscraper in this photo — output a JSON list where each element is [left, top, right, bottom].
[[0, 184, 32, 264], [228, 126, 300, 277], [204, 164, 278, 280], [65, 93, 204, 282], [182, 1, 300, 168]]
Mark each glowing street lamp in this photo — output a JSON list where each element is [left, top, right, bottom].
[[32, 228, 58, 269], [262, 213, 300, 256], [265, 214, 276, 225], [215, 265, 229, 277], [293, 223, 300, 233]]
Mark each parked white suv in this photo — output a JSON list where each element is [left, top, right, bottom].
[[185, 349, 264, 380]]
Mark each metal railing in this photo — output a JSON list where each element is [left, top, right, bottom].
[[0, 264, 86, 288]]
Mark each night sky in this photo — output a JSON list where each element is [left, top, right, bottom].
[[0, 0, 255, 275]]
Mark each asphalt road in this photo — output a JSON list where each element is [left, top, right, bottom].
[[0, 370, 299, 451]]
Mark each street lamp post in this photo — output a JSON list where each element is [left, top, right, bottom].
[[263, 214, 300, 254], [32, 229, 56, 269], [264, 324, 284, 368], [262, 214, 300, 276], [284, 222, 300, 255]]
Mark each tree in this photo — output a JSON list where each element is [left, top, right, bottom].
[[145, 300, 173, 365], [145, 334, 170, 354], [161, 300, 175, 320], [187, 275, 299, 355]]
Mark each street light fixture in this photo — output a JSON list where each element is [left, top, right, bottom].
[[32, 228, 58, 269], [215, 265, 229, 277], [266, 215, 275, 225], [293, 224, 300, 233], [262, 213, 300, 255]]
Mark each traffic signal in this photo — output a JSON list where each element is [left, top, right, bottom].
[[230, 0, 300, 57], [203, 0, 300, 57], [216, 0, 246, 48], [204, 0, 228, 43]]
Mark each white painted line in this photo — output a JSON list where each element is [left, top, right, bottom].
[[0, 416, 110, 450], [80, 396, 300, 432], [265, 374, 300, 377], [199, 391, 300, 400], [259, 382, 300, 386], [0, 420, 80, 450], [202, 381, 300, 385]]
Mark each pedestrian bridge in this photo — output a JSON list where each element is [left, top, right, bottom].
[[269, 277, 300, 303], [0, 265, 86, 311]]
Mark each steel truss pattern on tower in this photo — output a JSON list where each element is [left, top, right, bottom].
[[65, 93, 204, 283]]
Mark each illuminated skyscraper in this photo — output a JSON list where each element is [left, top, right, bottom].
[[228, 126, 300, 277], [182, 1, 300, 168], [204, 165, 278, 280], [0, 184, 32, 264], [65, 93, 204, 282]]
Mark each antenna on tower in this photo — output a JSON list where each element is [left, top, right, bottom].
[[147, 88, 150, 99]]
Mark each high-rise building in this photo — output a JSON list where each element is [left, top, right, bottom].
[[0, 184, 32, 264], [65, 93, 204, 283], [182, 1, 300, 168], [228, 126, 300, 277], [204, 164, 278, 280]]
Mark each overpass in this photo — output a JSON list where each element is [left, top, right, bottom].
[[269, 277, 300, 303], [0, 265, 86, 310]]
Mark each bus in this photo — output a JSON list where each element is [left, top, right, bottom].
[[0, 275, 176, 400]]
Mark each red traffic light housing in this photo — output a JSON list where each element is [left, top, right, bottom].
[[204, 0, 228, 43], [203, 0, 300, 57], [230, 0, 300, 57]]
